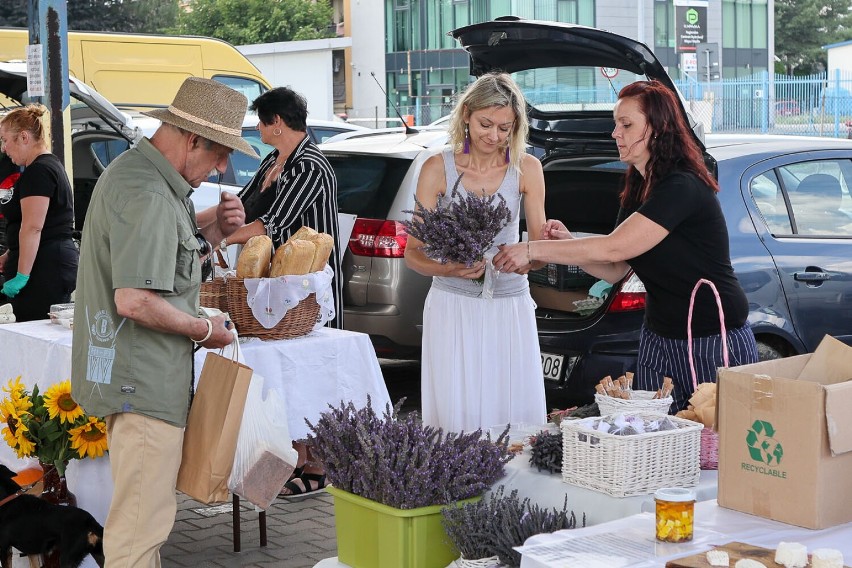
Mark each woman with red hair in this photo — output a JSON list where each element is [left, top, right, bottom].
[[494, 80, 757, 412]]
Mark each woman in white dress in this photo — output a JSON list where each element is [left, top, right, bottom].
[[404, 72, 547, 433]]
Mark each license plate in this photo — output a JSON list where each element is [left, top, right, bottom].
[[541, 353, 564, 382]]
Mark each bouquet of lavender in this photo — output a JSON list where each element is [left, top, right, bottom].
[[402, 174, 512, 268], [305, 397, 512, 509]]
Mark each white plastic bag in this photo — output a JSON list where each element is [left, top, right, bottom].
[[228, 372, 298, 509]]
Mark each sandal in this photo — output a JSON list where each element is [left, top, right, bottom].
[[278, 472, 327, 499], [286, 465, 304, 483]]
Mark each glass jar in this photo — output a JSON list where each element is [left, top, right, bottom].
[[654, 487, 696, 543]]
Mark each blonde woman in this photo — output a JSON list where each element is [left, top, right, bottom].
[[0, 104, 78, 321], [404, 72, 547, 433]]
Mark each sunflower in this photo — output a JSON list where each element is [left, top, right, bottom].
[[1, 401, 25, 448], [2, 376, 32, 412], [43, 380, 85, 424], [13, 425, 35, 458], [69, 416, 108, 459]]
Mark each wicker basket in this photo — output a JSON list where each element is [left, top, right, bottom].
[[561, 412, 703, 497], [594, 391, 673, 416], [200, 277, 228, 312], [225, 278, 320, 339]]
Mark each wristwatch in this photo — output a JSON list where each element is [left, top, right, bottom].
[[219, 237, 228, 251]]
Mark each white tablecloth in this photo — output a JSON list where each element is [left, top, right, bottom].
[[492, 449, 718, 527], [0, 320, 389, 519], [518, 499, 852, 568]]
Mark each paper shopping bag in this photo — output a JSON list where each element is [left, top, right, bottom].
[[176, 351, 252, 504]]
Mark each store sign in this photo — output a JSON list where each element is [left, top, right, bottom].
[[674, 0, 708, 53]]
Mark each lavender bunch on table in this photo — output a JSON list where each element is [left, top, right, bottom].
[[402, 173, 512, 268], [305, 397, 512, 509]]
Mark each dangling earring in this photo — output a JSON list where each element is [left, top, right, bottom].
[[463, 124, 470, 154], [505, 147, 510, 164]]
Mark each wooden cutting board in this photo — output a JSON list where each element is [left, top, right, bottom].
[[666, 541, 850, 567]]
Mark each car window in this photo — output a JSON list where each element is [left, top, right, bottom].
[[777, 160, 852, 236], [91, 139, 131, 170], [213, 75, 266, 105], [513, 67, 648, 112], [310, 126, 354, 144], [749, 170, 792, 234], [325, 155, 411, 217]]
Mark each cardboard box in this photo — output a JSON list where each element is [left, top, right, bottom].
[[716, 335, 852, 529]]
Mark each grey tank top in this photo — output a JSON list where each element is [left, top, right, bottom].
[[432, 148, 529, 298]]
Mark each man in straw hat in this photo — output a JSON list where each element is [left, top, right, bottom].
[[71, 77, 259, 568]]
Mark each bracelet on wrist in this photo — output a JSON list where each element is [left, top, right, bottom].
[[192, 317, 214, 344]]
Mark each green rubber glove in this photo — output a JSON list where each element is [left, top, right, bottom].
[[1, 272, 30, 298]]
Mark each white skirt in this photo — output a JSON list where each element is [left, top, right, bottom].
[[421, 286, 547, 434]]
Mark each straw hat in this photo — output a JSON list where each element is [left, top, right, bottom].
[[143, 77, 259, 158]]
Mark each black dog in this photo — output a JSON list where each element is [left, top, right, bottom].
[[0, 465, 105, 568]]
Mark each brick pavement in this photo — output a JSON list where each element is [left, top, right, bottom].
[[162, 490, 337, 568]]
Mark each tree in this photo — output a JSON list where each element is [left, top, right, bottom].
[[775, 0, 851, 75], [0, 0, 179, 34], [173, 0, 334, 45]]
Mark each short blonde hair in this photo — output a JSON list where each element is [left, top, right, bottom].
[[447, 72, 528, 173], [0, 104, 52, 150]]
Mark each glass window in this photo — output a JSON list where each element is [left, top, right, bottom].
[[654, 0, 674, 49], [213, 76, 266, 103], [749, 170, 792, 234], [326, 156, 412, 217], [751, 0, 768, 49], [90, 139, 131, 170], [777, 161, 852, 236], [722, 0, 736, 48]]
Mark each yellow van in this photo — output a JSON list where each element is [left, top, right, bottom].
[[0, 28, 270, 107]]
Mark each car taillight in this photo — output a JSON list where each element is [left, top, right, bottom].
[[348, 218, 408, 258], [607, 272, 646, 313]]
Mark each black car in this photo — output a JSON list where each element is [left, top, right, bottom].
[[450, 18, 852, 408]]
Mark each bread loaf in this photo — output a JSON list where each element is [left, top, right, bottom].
[[236, 235, 273, 278], [270, 239, 316, 276], [290, 225, 318, 242], [307, 233, 334, 272]]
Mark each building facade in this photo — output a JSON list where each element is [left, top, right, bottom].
[[379, 0, 774, 124]]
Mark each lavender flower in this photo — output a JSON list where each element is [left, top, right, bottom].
[[305, 397, 513, 509], [402, 174, 512, 267]]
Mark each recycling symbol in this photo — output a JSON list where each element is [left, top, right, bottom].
[[746, 420, 783, 465]]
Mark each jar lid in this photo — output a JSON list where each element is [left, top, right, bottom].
[[654, 487, 696, 502]]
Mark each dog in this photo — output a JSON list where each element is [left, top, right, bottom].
[[0, 465, 105, 568]]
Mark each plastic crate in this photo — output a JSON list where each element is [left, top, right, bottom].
[[528, 263, 597, 291]]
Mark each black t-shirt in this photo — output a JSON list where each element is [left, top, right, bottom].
[[621, 171, 748, 339], [1, 153, 74, 251]]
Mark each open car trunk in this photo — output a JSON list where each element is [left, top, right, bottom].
[[528, 157, 626, 321]]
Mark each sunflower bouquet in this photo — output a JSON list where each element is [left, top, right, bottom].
[[1, 376, 108, 477]]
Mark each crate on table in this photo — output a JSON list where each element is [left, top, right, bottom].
[[528, 263, 597, 291]]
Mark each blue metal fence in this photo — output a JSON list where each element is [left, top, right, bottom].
[[675, 70, 852, 139]]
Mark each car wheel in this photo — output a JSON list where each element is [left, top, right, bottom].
[[756, 340, 784, 361]]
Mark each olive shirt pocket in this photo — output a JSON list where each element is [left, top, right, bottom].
[[175, 231, 201, 294]]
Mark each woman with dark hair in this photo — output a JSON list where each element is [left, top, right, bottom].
[[198, 86, 341, 498], [0, 104, 78, 321], [197, 86, 342, 329], [494, 80, 758, 412]]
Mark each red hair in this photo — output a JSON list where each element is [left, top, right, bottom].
[[617, 80, 717, 208]]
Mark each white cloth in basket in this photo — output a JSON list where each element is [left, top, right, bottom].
[[243, 265, 335, 329]]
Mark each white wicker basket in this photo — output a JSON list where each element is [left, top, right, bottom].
[[561, 412, 703, 497], [595, 391, 673, 416]]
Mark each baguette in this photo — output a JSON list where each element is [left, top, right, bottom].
[[236, 235, 273, 278], [307, 233, 334, 272], [270, 239, 316, 276], [289, 226, 318, 242]]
